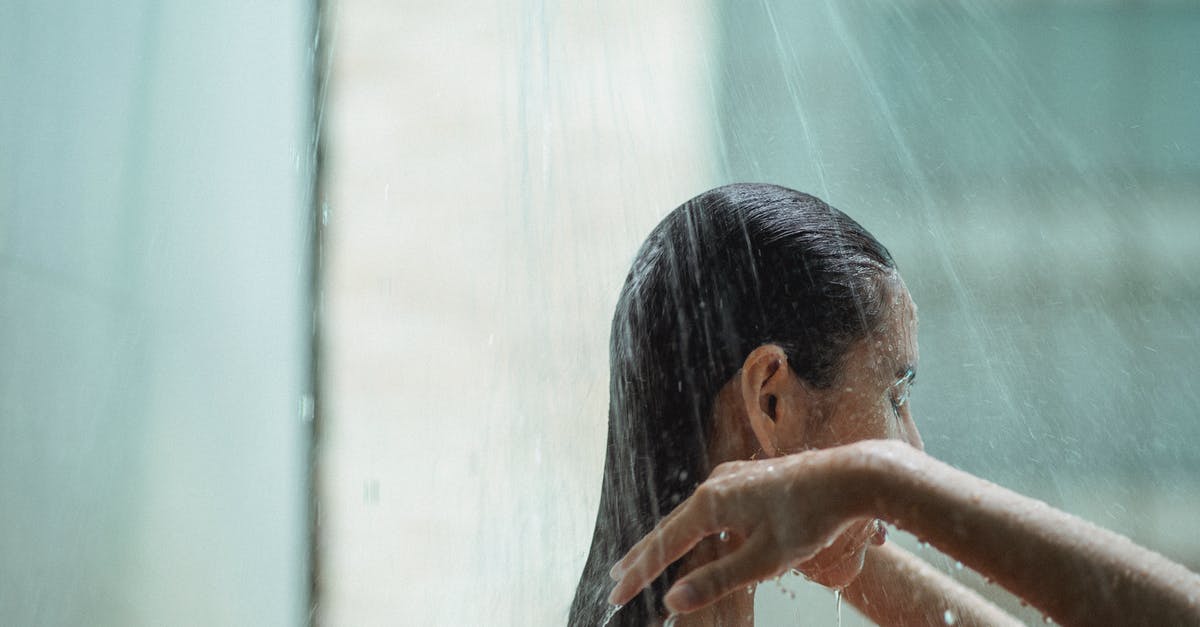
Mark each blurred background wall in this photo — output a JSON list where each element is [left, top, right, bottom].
[[0, 3, 313, 625], [322, 1, 1199, 625]]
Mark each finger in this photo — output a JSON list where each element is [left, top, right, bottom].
[[663, 533, 780, 614], [609, 495, 697, 580], [611, 463, 751, 580], [607, 501, 720, 606]]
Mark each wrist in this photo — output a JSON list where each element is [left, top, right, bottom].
[[836, 439, 922, 522]]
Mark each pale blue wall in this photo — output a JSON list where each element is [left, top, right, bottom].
[[0, 3, 312, 625]]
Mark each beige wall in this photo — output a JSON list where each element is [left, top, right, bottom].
[[320, 2, 718, 624]]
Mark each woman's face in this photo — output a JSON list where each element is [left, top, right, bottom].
[[782, 275, 922, 587]]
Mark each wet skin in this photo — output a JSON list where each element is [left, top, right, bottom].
[[734, 272, 922, 590], [609, 272, 924, 622], [607, 268, 1200, 624]]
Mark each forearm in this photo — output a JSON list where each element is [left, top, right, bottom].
[[857, 441, 1200, 625], [843, 542, 1020, 627]]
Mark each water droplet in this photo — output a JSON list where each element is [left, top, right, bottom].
[[1042, 615, 1054, 624], [678, 469, 688, 480], [835, 589, 843, 627], [663, 614, 678, 627], [719, 529, 730, 542], [600, 603, 622, 627], [954, 561, 963, 571], [943, 609, 956, 625]]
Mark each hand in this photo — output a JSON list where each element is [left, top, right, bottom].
[[606, 447, 870, 615]]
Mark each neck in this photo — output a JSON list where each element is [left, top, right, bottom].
[[708, 376, 760, 465]]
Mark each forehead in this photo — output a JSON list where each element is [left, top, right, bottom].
[[879, 274, 918, 368], [840, 273, 918, 381]]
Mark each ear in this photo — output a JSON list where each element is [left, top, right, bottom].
[[739, 343, 816, 456], [739, 344, 793, 457]]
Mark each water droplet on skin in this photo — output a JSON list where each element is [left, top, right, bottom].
[[719, 529, 730, 542], [954, 561, 963, 570], [835, 589, 843, 627], [1043, 615, 1054, 624], [663, 614, 678, 627], [943, 609, 956, 625]]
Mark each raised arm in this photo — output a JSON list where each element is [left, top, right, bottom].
[[861, 439, 1200, 625], [608, 440, 1200, 625], [843, 542, 1021, 627]]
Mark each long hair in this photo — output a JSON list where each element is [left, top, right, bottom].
[[569, 183, 896, 625]]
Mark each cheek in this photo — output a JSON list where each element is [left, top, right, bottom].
[[835, 396, 896, 444], [806, 384, 902, 448]]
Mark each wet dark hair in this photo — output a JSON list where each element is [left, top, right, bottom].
[[568, 183, 896, 626]]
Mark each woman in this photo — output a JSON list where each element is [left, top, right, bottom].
[[571, 184, 1200, 626]]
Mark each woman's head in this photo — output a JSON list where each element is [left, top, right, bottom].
[[570, 183, 914, 624]]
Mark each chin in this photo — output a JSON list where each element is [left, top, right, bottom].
[[794, 522, 876, 589], [797, 545, 868, 589]]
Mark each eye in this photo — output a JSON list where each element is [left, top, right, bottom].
[[888, 369, 915, 419], [889, 388, 908, 418]]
